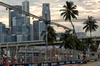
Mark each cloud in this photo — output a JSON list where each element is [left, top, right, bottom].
[[0, 0, 100, 36], [30, 6, 42, 16]]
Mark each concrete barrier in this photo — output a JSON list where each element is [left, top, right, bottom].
[[8, 59, 100, 66]]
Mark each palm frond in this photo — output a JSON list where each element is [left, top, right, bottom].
[[72, 10, 78, 16], [63, 5, 67, 9], [71, 13, 77, 19], [41, 26, 57, 44], [60, 1, 78, 34], [83, 16, 98, 35], [60, 9, 66, 11], [41, 31, 46, 36], [71, 5, 77, 9]]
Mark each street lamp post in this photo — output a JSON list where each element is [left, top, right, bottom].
[[0, 44, 1, 62], [45, 13, 50, 61], [45, 22, 48, 61], [46, 24, 48, 59]]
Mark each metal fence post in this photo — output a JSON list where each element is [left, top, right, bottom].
[[50, 48, 52, 61], [73, 50, 74, 60], [16, 44, 19, 64], [64, 49, 65, 61], [40, 49, 42, 62], [0, 44, 1, 63], [32, 47, 34, 63], [6, 43, 9, 64], [25, 44, 28, 63], [55, 48, 56, 61], [59, 49, 60, 61], [66, 49, 67, 61]]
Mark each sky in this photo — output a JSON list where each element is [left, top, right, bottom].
[[0, 0, 100, 36]]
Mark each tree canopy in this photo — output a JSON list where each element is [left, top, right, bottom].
[[60, 1, 78, 34]]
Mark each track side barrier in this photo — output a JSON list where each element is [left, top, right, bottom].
[[9, 61, 80, 66], [1, 59, 99, 66]]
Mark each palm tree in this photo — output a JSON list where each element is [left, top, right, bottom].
[[83, 16, 98, 37], [60, 1, 78, 34], [41, 26, 57, 44], [90, 43, 97, 52], [41, 26, 57, 61], [59, 30, 76, 49], [82, 37, 97, 52], [74, 36, 84, 50], [60, 30, 84, 50]]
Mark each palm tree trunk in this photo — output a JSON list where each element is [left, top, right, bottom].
[[69, 20, 76, 34], [90, 31, 92, 37]]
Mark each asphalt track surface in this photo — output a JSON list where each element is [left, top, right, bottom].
[[58, 61, 100, 66]]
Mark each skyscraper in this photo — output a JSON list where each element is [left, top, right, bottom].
[[5, 34, 17, 42], [17, 35, 23, 42], [0, 22, 5, 34], [42, 3, 51, 21], [22, 0, 30, 41], [22, 0, 29, 13], [12, 17, 24, 34], [0, 22, 6, 42], [22, 0, 30, 24], [22, 24, 30, 41], [33, 21, 45, 40], [30, 24, 33, 40], [39, 21, 46, 40], [9, 5, 22, 33], [33, 3, 51, 40], [33, 21, 39, 40], [5, 35, 12, 42], [5, 0, 31, 43]]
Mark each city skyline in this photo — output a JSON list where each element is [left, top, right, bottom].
[[0, 0, 100, 36], [0, 0, 31, 43]]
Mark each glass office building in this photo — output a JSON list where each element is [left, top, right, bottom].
[[0, 22, 6, 43], [9, 5, 22, 33], [12, 17, 24, 34], [33, 21, 45, 40], [17, 35, 23, 42], [5, 35, 12, 42], [0, 22, 5, 34], [42, 3, 51, 21], [22, 0, 30, 24], [22, 24, 30, 41], [33, 21, 39, 40]]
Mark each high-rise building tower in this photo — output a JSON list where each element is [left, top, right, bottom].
[[9, 5, 22, 33], [22, 0, 30, 24], [22, 23, 30, 41], [22, 0, 30, 41], [33, 21, 45, 40], [12, 17, 24, 34], [33, 3, 51, 40], [42, 3, 51, 21], [0, 22, 6, 42], [33, 21, 39, 40], [0, 22, 5, 34], [7, 0, 31, 42], [22, 0, 29, 13]]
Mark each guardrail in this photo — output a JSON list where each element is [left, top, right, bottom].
[[2, 58, 99, 66]]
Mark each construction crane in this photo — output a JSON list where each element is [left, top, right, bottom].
[[0, 1, 72, 30]]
